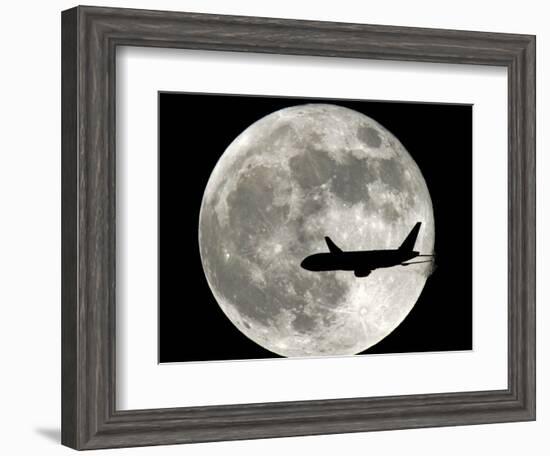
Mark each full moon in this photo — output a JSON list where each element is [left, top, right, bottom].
[[199, 104, 434, 357]]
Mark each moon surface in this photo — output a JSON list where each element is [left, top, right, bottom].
[[199, 104, 434, 357]]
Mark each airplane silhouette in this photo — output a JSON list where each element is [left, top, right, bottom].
[[300, 222, 434, 277]]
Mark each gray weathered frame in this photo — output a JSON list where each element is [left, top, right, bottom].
[[61, 5, 536, 450]]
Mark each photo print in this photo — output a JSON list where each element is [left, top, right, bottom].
[[158, 92, 472, 363]]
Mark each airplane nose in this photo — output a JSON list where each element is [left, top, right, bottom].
[[300, 257, 312, 270]]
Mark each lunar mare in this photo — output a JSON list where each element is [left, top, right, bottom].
[[199, 104, 435, 357]]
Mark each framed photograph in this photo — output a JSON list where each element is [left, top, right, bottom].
[[61, 5, 535, 450]]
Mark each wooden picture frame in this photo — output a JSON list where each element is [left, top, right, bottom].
[[61, 5, 535, 450]]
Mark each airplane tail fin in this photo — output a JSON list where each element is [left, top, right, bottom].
[[399, 222, 421, 251], [325, 236, 343, 253]]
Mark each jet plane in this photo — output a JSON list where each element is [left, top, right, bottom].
[[300, 222, 434, 277]]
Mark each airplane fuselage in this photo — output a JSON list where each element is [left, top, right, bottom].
[[300, 249, 419, 273]]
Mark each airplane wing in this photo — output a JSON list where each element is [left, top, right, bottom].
[[324, 236, 343, 253], [401, 259, 433, 266]]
